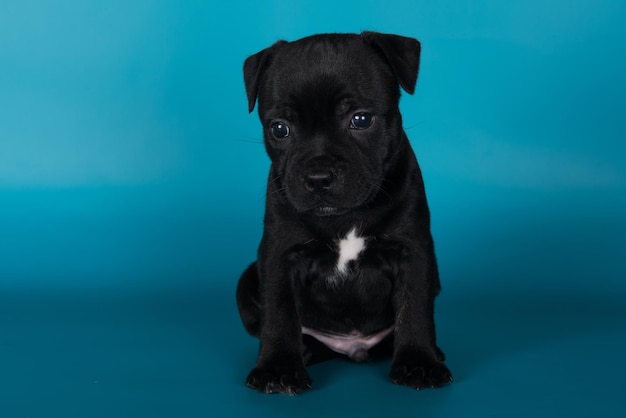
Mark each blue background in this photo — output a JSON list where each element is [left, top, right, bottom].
[[1, 0, 625, 416]]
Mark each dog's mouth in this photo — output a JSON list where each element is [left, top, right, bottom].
[[310, 206, 349, 217]]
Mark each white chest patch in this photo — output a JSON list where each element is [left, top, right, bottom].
[[335, 227, 366, 275]]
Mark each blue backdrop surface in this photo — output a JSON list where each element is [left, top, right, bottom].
[[1, 1, 625, 417]]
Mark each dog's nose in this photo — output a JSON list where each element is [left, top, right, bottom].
[[304, 170, 334, 192]]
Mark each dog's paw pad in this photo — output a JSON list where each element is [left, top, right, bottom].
[[246, 366, 312, 395]]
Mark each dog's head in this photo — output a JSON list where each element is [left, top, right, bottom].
[[244, 32, 420, 217]]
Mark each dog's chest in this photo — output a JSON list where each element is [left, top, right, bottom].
[[294, 225, 394, 322]]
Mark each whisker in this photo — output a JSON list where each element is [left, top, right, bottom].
[[236, 136, 265, 145], [365, 174, 393, 201]]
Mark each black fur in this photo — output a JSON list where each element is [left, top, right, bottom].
[[236, 32, 452, 394]]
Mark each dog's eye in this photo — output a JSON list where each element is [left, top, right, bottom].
[[350, 112, 373, 130], [270, 121, 290, 139]]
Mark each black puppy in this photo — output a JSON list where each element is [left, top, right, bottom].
[[236, 31, 452, 394]]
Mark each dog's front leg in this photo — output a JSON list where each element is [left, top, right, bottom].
[[245, 256, 312, 395], [389, 244, 453, 390]]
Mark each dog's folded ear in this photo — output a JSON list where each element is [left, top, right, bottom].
[[243, 41, 288, 113], [361, 32, 421, 95]]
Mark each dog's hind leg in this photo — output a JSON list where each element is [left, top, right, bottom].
[[236, 262, 261, 337]]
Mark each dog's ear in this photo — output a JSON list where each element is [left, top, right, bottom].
[[361, 32, 421, 95], [243, 41, 287, 113]]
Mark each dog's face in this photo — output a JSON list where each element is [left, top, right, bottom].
[[244, 33, 420, 216]]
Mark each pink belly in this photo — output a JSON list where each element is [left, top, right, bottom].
[[301, 325, 394, 361]]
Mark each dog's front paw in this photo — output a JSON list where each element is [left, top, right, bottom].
[[246, 364, 312, 395], [389, 350, 453, 390]]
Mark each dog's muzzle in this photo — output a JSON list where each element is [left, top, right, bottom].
[[285, 155, 375, 216]]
